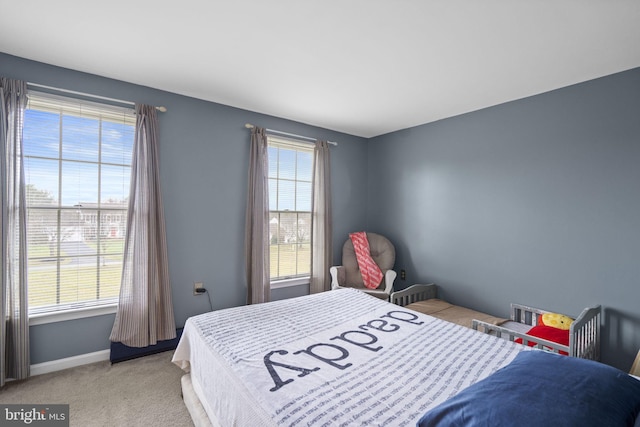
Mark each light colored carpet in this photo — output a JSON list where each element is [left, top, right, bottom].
[[0, 350, 193, 427]]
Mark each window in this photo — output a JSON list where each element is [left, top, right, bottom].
[[267, 136, 314, 281], [23, 92, 135, 315]]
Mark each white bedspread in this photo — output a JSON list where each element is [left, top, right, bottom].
[[173, 288, 524, 426]]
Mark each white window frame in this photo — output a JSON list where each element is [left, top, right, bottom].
[[267, 135, 314, 286], [23, 91, 135, 321]]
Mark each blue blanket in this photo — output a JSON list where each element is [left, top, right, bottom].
[[417, 350, 640, 427]]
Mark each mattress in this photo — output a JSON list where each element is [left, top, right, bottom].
[[172, 288, 525, 426], [405, 298, 508, 328]]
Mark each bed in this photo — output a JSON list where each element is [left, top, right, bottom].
[[391, 284, 601, 360], [172, 288, 640, 427]]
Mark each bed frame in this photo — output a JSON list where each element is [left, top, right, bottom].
[[180, 374, 215, 427], [391, 284, 601, 360], [390, 283, 438, 306]]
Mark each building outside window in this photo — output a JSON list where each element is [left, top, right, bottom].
[[23, 92, 134, 315]]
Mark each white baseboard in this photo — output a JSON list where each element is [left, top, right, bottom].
[[30, 349, 110, 376]]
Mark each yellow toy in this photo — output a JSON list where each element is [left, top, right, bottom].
[[540, 312, 574, 330]]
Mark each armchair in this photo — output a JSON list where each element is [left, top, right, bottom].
[[330, 232, 397, 300]]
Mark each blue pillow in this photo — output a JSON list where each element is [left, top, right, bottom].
[[417, 350, 640, 427]]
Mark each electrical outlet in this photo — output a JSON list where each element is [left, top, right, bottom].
[[194, 281, 204, 296], [400, 269, 406, 280]]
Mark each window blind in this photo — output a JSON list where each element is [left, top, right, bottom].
[[24, 91, 135, 314], [267, 136, 314, 280]]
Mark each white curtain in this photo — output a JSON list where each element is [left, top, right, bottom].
[[0, 77, 29, 386], [110, 104, 176, 347], [310, 140, 332, 294], [244, 126, 270, 304]]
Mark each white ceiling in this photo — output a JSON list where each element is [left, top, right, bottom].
[[2, 1, 639, 138]]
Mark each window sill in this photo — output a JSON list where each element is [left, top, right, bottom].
[[271, 277, 310, 289], [29, 304, 118, 326]]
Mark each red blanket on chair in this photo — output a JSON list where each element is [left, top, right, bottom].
[[349, 232, 383, 289]]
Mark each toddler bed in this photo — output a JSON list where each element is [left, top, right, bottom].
[[391, 283, 601, 360]]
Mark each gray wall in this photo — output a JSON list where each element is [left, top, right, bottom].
[[0, 53, 369, 364], [3, 52, 639, 371], [368, 67, 640, 370]]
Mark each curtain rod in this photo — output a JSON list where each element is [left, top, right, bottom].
[[27, 82, 167, 113], [244, 123, 338, 146]]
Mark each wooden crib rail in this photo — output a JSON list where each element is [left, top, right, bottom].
[[472, 320, 570, 355], [510, 303, 550, 325], [391, 284, 437, 307], [476, 304, 601, 360], [569, 305, 601, 361]]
